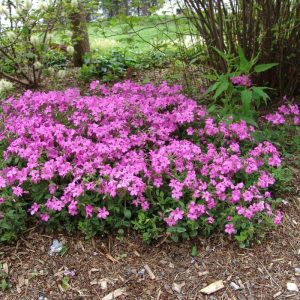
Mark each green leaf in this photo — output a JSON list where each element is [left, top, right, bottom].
[[175, 227, 186, 233], [214, 81, 229, 99], [0, 279, 9, 291], [205, 82, 219, 95], [254, 63, 278, 73], [240, 115, 258, 127], [238, 46, 249, 72], [167, 226, 186, 234], [212, 47, 228, 61], [191, 245, 198, 257], [124, 209, 132, 219], [252, 86, 270, 104], [207, 104, 216, 113], [58, 246, 69, 257], [241, 89, 252, 114]]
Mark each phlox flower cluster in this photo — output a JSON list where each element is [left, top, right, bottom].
[[265, 103, 299, 126], [230, 75, 252, 87], [0, 81, 285, 236]]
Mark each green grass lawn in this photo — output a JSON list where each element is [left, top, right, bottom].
[[57, 15, 197, 54]]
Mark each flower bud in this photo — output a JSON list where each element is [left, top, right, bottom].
[[66, 46, 75, 55], [34, 61, 43, 69], [0, 5, 9, 16], [24, 0, 33, 10], [15, 8, 23, 17], [71, 0, 78, 8], [0, 79, 14, 94], [6, 31, 16, 41], [39, 2, 48, 11], [30, 36, 40, 46]]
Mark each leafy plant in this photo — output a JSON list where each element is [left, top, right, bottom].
[[80, 50, 135, 82], [0, 199, 27, 243], [205, 46, 278, 125], [0, 263, 9, 291]]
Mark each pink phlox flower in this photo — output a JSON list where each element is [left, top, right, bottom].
[[97, 207, 109, 219], [40, 213, 50, 222], [274, 211, 282, 224], [29, 202, 40, 215], [225, 223, 236, 235], [85, 204, 94, 218], [165, 207, 184, 226], [230, 75, 252, 87]]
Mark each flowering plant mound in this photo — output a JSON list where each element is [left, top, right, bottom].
[[0, 80, 294, 245]]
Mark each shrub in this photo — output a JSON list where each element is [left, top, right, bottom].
[[0, 81, 296, 246], [0, 0, 63, 87], [80, 50, 135, 82], [183, 0, 299, 96], [43, 48, 70, 70]]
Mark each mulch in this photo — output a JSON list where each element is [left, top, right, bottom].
[[0, 194, 299, 300]]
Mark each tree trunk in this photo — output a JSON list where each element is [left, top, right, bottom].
[[70, 3, 90, 67], [123, 0, 129, 16]]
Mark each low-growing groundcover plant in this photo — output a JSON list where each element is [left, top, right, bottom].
[[0, 81, 298, 247]]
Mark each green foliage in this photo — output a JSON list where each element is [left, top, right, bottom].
[[135, 50, 171, 69], [132, 211, 164, 242], [184, 0, 299, 95], [80, 50, 135, 82], [253, 121, 300, 156], [0, 264, 9, 291], [205, 47, 277, 125], [43, 49, 70, 70], [272, 167, 293, 193], [0, 0, 67, 87], [0, 199, 27, 243], [59, 276, 70, 292]]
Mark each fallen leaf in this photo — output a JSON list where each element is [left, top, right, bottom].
[[230, 282, 240, 290], [237, 279, 245, 289], [91, 268, 100, 272], [198, 271, 209, 276], [144, 264, 155, 280], [102, 287, 126, 300], [90, 279, 98, 285], [100, 279, 108, 290], [2, 263, 8, 274], [200, 280, 224, 295], [106, 253, 119, 263], [172, 282, 185, 293], [287, 282, 299, 292], [273, 291, 282, 298]]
